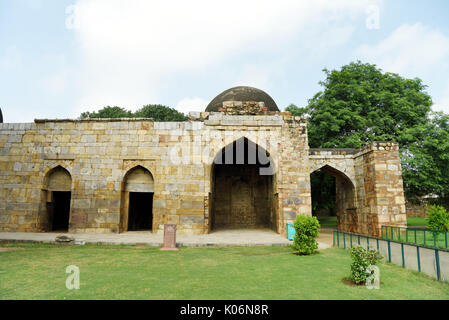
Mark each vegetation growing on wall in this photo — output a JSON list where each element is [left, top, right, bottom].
[[80, 104, 188, 122]]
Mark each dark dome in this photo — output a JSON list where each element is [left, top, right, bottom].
[[206, 86, 279, 112]]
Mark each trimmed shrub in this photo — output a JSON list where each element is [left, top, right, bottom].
[[350, 246, 383, 284], [426, 205, 449, 231], [293, 215, 320, 255]]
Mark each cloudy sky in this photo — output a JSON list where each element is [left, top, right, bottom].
[[1, 0, 449, 122]]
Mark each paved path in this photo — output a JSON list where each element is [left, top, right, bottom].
[[0, 229, 330, 249], [318, 227, 336, 248]]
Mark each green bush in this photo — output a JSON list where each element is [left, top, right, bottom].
[[426, 205, 449, 231], [293, 215, 320, 255], [350, 246, 383, 284]]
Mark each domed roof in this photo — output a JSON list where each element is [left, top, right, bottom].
[[206, 86, 279, 112]]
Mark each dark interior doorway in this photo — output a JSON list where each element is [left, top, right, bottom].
[[128, 192, 153, 231], [310, 170, 336, 218], [211, 138, 275, 231], [51, 191, 71, 232], [310, 166, 357, 232]]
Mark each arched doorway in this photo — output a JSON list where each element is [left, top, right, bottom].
[[120, 166, 154, 232], [210, 137, 277, 231], [43, 166, 72, 232], [310, 165, 357, 233]]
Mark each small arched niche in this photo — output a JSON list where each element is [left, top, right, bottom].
[[42, 166, 72, 232], [120, 166, 154, 232]]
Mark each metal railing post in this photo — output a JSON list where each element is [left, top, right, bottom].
[[444, 231, 447, 249], [417, 246, 421, 273], [401, 243, 405, 268], [435, 249, 441, 281], [387, 240, 391, 262]]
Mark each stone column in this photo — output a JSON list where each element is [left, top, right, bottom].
[[360, 142, 407, 236], [277, 114, 312, 236]]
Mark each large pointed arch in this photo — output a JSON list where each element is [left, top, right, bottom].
[[310, 164, 358, 233], [209, 137, 278, 232]]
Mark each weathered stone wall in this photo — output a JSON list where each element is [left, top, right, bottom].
[[0, 113, 308, 235], [0, 114, 407, 237], [218, 101, 268, 115], [212, 164, 272, 229], [406, 202, 427, 217], [308, 143, 407, 237], [277, 114, 311, 235], [354, 142, 407, 236]]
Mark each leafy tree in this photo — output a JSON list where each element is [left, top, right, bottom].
[[307, 61, 432, 149], [300, 61, 449, 210], [285, 104, 309, 118], [134, 104, 188, 122], [80, 106, 133, 119], [401, 112, 449, 204], [80, 104, 187, 122]]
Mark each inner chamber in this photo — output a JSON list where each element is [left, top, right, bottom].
[[211, 138, 275, 231]]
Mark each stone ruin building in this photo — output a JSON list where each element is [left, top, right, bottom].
[[0, 87, 407, 237]]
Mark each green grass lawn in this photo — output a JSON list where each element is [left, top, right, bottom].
[[317, 216, 337, 228], [0, 243, 448, 300], [407, 217, 427, 227], [317, 216, 428, 229], [382, 227, 448, 249]]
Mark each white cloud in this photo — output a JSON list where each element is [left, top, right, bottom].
[[68, 0, 380, 112], [432, 80, 449, 115], [234, 65, 280, 93], [356, 23, 449, 115], [356, 23, 449, 76], [176, 97, 209, 114]]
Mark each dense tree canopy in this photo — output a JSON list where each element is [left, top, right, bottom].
[[305, 61, 433, 148], [80, 106, 133, 119], [401, 112, 449, 204], [291, 61, 449, 208], [133, 105, 188, 121], [80, 104, 188, 122]]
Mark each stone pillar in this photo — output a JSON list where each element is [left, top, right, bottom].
[[277, 114, 312, 236], [361, 142, 407, 236]]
